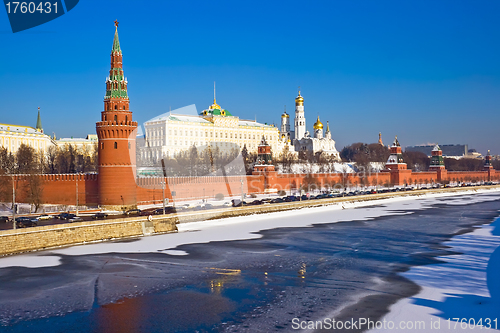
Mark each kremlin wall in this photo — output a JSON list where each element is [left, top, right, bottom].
[[5, 23, 500, 209]]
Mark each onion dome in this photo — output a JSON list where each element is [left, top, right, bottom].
[[313, 116, 323, 130], [281, 111, 289, 118], [295, 90, 304, 105]]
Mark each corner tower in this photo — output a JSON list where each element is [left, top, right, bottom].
[[96, 21, 138, 207]]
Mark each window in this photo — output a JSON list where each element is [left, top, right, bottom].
[[114, 105, 117, 110], [114, 142, 117, 149], [101, 142, 104, 149], [125, 116, 128, 123], [123, 106, 126, 110], [114, 115, 117, 122]]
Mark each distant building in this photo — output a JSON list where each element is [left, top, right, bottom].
[[55, 134, 98, 152], [405, 144, 469, 159], [0, 107, 55, 154]]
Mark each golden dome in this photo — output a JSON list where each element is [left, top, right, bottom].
[[281, 112, 289, 118], [295, 90, 304, 104], [313, 116, 323, 130]]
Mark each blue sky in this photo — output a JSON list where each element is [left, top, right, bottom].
[[1, 0, 500, 154]]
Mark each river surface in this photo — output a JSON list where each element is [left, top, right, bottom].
[[0, 193, 499, 333]]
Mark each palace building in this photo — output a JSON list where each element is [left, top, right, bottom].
[[138, 90, 280, 163], [0, 107, 55, 154]]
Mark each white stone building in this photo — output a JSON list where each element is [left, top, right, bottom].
[[279, 91, 340, 159], [138, 100, 280, 164]]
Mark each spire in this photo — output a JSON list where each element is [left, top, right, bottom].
[[112, 20, 121, 54], [326, 121, 330, 133], [378, 132, 383, 145], [213, 81, 216, 104], [36, 106, 42, 132], [393, 135, 400, 147], [105, 21, 128, 101]]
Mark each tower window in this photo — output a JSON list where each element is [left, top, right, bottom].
[[101, 142, 104, 149], [114, 115, 117, 122], [125, 116, 128, 123], [114, 105, 117, 110], [123, 106, 126, 110], [114, 142, 117, 149]]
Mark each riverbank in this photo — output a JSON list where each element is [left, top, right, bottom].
[[1, 185, 499, 257]]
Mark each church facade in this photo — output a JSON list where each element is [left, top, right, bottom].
[[279, 91, 340, 159]]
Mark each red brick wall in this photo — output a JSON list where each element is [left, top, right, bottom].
[[8, 174, 98, 206], [5, 168, 498, 207]]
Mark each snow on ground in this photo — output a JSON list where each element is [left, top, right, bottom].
[[1, 188, 499, 271], [369, 218, 500, 332]]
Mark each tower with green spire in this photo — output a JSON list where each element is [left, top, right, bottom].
[[96, 21, 138, 208], [35, 106, 43, 133], [104, 20, 129, 104]]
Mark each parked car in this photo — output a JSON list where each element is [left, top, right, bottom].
[[92, 212, 108, 219], [37, 214, 52, 220], [125, 209, 142, 216], [0, 216, 10, 223], [154, 208, 166, 215], [231, 199, 248, 207], [270, 198, 284, 204], [55, 213, 71, 219], [69, 216, 83, 222], [16, 217, 37, 228], [62, 214, 76, 220]]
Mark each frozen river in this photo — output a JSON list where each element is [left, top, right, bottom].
[[0, 191, 499, 332]]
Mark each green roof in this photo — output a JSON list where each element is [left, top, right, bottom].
[[201, 108, 233, 117]]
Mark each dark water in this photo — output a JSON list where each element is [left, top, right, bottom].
[[0, 195, 499, 333]]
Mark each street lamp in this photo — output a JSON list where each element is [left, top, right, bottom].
[[161, 180, 166, 215], [12, 176, 16, 230], [75, 175, 79, 216]]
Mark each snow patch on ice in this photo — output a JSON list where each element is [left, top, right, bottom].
[[369, 220, 500, 332]]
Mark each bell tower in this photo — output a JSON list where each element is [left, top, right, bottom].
[[96, 21, 138, 207], [294, 89, 306, 140]]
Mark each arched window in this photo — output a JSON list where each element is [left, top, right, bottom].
[[114, 105, 117, 110], [125, 116, 128, 123], [123, 106, 126, 110], [101, 142, 104, 149], [114, 115, 117, 122], [114, 142, 117, 149]]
